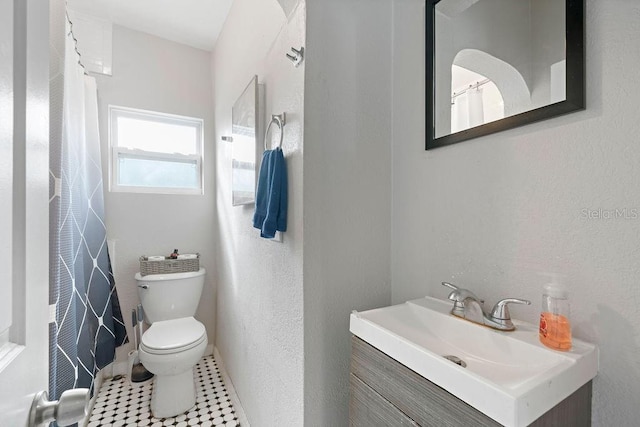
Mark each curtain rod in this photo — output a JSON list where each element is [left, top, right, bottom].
[[65, 11, 89, 76], [451, 78, 491, 100]]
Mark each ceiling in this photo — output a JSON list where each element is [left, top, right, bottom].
[[67, 0, 235, 51]]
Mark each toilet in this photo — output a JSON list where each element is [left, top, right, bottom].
[[135, 268, 208, 418]]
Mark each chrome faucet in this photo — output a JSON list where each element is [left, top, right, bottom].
[[442, 282, 531, 331]]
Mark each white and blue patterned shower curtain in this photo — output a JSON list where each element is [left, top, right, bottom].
[[48, 20, 127, 402]]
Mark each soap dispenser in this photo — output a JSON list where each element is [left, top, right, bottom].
[[539, 281, 572, 351]]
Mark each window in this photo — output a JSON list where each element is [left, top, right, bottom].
[[109, 106, 204, 194]]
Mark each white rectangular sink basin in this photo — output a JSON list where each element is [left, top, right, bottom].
[[350, 297, 598, 427]]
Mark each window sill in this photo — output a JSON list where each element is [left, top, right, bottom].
[[110, 185, 204, 196]]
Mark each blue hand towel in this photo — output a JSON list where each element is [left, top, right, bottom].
[[253, 148, 288, 238]]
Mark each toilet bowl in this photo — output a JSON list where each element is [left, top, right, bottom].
[[139, 317, 207, 418], [135, 268, 207, 418]]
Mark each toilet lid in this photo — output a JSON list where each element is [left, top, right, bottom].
[[141, 317, 206, 354]]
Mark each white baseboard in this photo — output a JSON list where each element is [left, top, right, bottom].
[[112, 359, 128, 377], [214, 347, 249, 427], [80, 365, 108, 427]]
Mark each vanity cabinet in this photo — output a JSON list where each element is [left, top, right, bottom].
[[350, 336, 592, 427]]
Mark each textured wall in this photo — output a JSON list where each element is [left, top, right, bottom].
[[276, 0, 300, 18], [211, 0, 305, 424], [391, 0, 640, 425], [93, 26, 217, 365], [303, 0, 393, 424]]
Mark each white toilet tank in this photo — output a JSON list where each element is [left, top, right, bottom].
[[135, 268, 206, 323]]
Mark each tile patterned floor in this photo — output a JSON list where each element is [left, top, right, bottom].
[[88, 356, 240, 426]]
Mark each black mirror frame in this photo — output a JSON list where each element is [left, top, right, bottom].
[[426, 0, 585, 150]]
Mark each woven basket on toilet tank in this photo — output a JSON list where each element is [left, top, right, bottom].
[[139, 254, 200, 276]]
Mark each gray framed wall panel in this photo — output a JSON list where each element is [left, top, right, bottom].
[[350, 374, 419, 426], [350, 336, 592, 427]]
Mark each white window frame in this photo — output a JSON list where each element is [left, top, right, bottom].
[[109, 105, 204, 195]]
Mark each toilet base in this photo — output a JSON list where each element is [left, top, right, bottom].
[[150, 368, 196, 418]]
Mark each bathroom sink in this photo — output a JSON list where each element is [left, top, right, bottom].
[[349, 297, 598, 427]]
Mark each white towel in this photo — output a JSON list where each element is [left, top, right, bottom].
[[147, 256, 165, 261], [177, 254, 198, 260]]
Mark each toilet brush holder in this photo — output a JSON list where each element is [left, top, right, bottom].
[[128, 307, 153, 384], [128, 349, 153, 384]]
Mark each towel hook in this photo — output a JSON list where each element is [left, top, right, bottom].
[[286, 47, 304, 68], [264, 113, 286, 150]]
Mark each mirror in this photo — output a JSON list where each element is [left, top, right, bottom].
[[426, 0, 584, 149], [232, 76, 264, 206]]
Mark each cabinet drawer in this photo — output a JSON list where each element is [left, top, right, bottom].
[[350, 374, 418, 426], [351, 336, 592, 427], [351, 336, 501, 427]]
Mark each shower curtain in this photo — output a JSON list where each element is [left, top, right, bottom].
[[49, 20, 127, 401], [451, 87, 485, 133]]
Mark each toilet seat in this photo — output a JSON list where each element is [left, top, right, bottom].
[[140, 316, 206, 355]]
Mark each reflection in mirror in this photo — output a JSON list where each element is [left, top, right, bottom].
[[427, 0, 584, 149], [450, 65, 504, 133], [232, 76, 264, 206]]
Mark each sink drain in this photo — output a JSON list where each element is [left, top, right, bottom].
[[443, 355, 467, 368]]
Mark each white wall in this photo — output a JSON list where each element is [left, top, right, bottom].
[[212, 0, 305, 424], [93, 26, 217, 364], [303, 0, 393, 424], [214, 1, 394, 424], [276, 0, 300, 18], [392, 0, 640, 425]]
